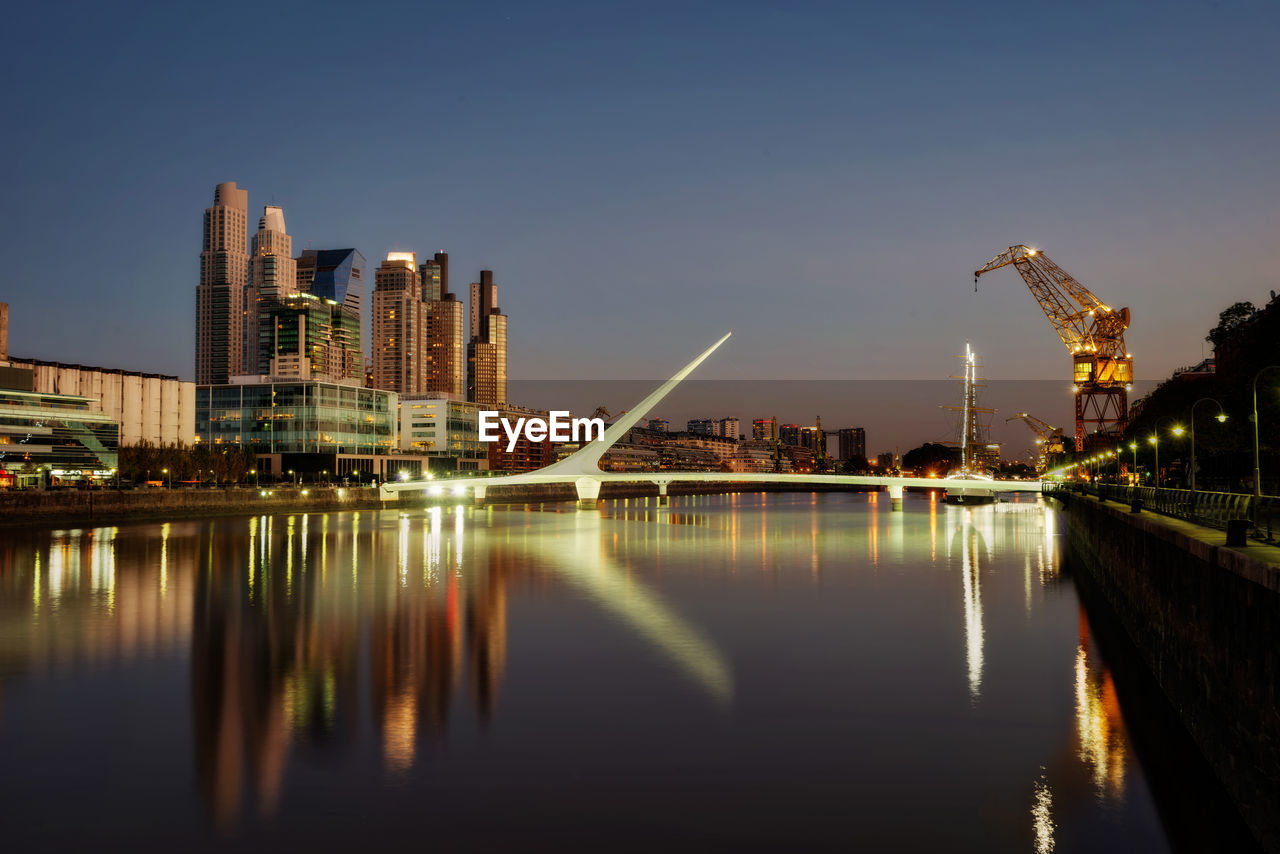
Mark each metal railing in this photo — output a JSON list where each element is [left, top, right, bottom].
[[1043, 481, 1279, 543]]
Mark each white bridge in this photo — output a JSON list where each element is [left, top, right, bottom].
[[380, 333, 1046, 510]]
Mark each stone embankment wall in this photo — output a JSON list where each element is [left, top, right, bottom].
[[0, 487, 384, 527], [0, 481, 878, 527], [1058, 493, 1280, 852]]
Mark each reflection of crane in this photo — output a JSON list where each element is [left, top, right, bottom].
[[1006, 412, 1067, 473], [974, 245, 1133, 451]]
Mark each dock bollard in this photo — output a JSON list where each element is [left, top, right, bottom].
[[1225, 518, 1249, 547], [1130, 498, 1143, 514]]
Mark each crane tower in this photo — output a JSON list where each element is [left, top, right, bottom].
[[974, 245, 1133, 451]]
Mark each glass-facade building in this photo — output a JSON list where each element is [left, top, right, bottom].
[[0, 388, 120, 486], [398, 397, 487, 470], [262, 293, 362, 383], [197, 381, 395, 455]]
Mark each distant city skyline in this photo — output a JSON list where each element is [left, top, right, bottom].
[[4, 1, 1278, 396]]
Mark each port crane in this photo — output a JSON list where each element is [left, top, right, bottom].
[[974, 245, 1133, 451], [1006, 412, 1067, 472]]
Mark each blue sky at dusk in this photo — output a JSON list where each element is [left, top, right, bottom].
[[3, 0, 1278, 389]]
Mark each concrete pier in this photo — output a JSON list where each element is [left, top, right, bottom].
[[575, 476, 601, 510], [888, 483, 903, 511]]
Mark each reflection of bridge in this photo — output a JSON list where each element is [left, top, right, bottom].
[[381, 333, 1046, 509]]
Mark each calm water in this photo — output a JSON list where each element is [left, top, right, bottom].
[[0, 492, 1259, 852]]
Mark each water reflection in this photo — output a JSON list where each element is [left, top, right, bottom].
[[949, 509, 988, 702], [1072, 609, 1130, 800], [0, 494, 1256, 851]]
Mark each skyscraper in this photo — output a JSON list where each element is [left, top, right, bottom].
[[243, 206, 297, 375], [422, 253, 465, 399], [371, 252, 424, 394], [263, 293, 362, 383], [195, 182, 248, 384], [419, 251, 447, 302], [838, 427, 866, 461], [298, 248, 365, 316], [467, 270, 507, 407]]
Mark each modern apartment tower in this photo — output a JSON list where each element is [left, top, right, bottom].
[[467, 270, 507, 407], [243, 206, 297, 375], [298, 248, 366, 316], [195, 182, 249, 384], [264, 293, 362, 383], [371, 252, 424, 394], [422, 253, 465, 399], [838, 427, 867, 461]]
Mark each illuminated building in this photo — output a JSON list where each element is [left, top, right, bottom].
[[799, 425, 822, 453], [646, 418, 669, 432], [297, 248, 365, 316], [195, 182, 249, 384], [687, 418, 715, 435], [419, 252, 447, 301], [0, 374, 119, 486], [467, 270, 507, 407], [262, 293, 362, 383], [728, 441, 776, 472], [2, 306, 195, 446], [779, 423, 801, 446], [196, 379, 412, 479], [397, 396, 488, 471], [838, 427, 866, 461], [752, 417, 776, 441], [717, 417, 740, 439], [243, 206, 298, 375], [485, 404, 553, 472], [371, 252, 425, 394], [422, 253, 465, 400]]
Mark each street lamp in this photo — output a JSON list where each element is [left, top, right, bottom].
[[1189, 397, 1228, 493], [1148, 417, 1184, 489], [1251, 365, 1280, 498], [162, 467, 170, 489], [1128, 441, 1138, 484]]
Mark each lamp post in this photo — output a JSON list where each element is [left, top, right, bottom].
[[1128, 441, 1138, 485], [162, 467, 170, 489], [1148, 417, 1184, 489], [1251, 366, 1280, 498], [1189, 397, 1228, 494]]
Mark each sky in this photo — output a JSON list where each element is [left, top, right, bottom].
[[2, 0, 1278, 425]]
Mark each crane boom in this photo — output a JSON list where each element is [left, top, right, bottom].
[[1005, 412, 1066, 473], [1005, 412, 1059, 439], [974, 245, 1133, 451], [974, 245, 1129, 359]]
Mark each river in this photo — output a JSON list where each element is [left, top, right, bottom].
[[0, 492, 1259, 852]]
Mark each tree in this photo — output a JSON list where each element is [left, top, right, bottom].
[[840, 455, 870, 474], [1206, 301, 1257, 347], [901, 442, 960, 475]]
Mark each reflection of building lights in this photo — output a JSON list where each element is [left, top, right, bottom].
[[1074, 642, 1128, 797], [1031, 772, 1055, 854]]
